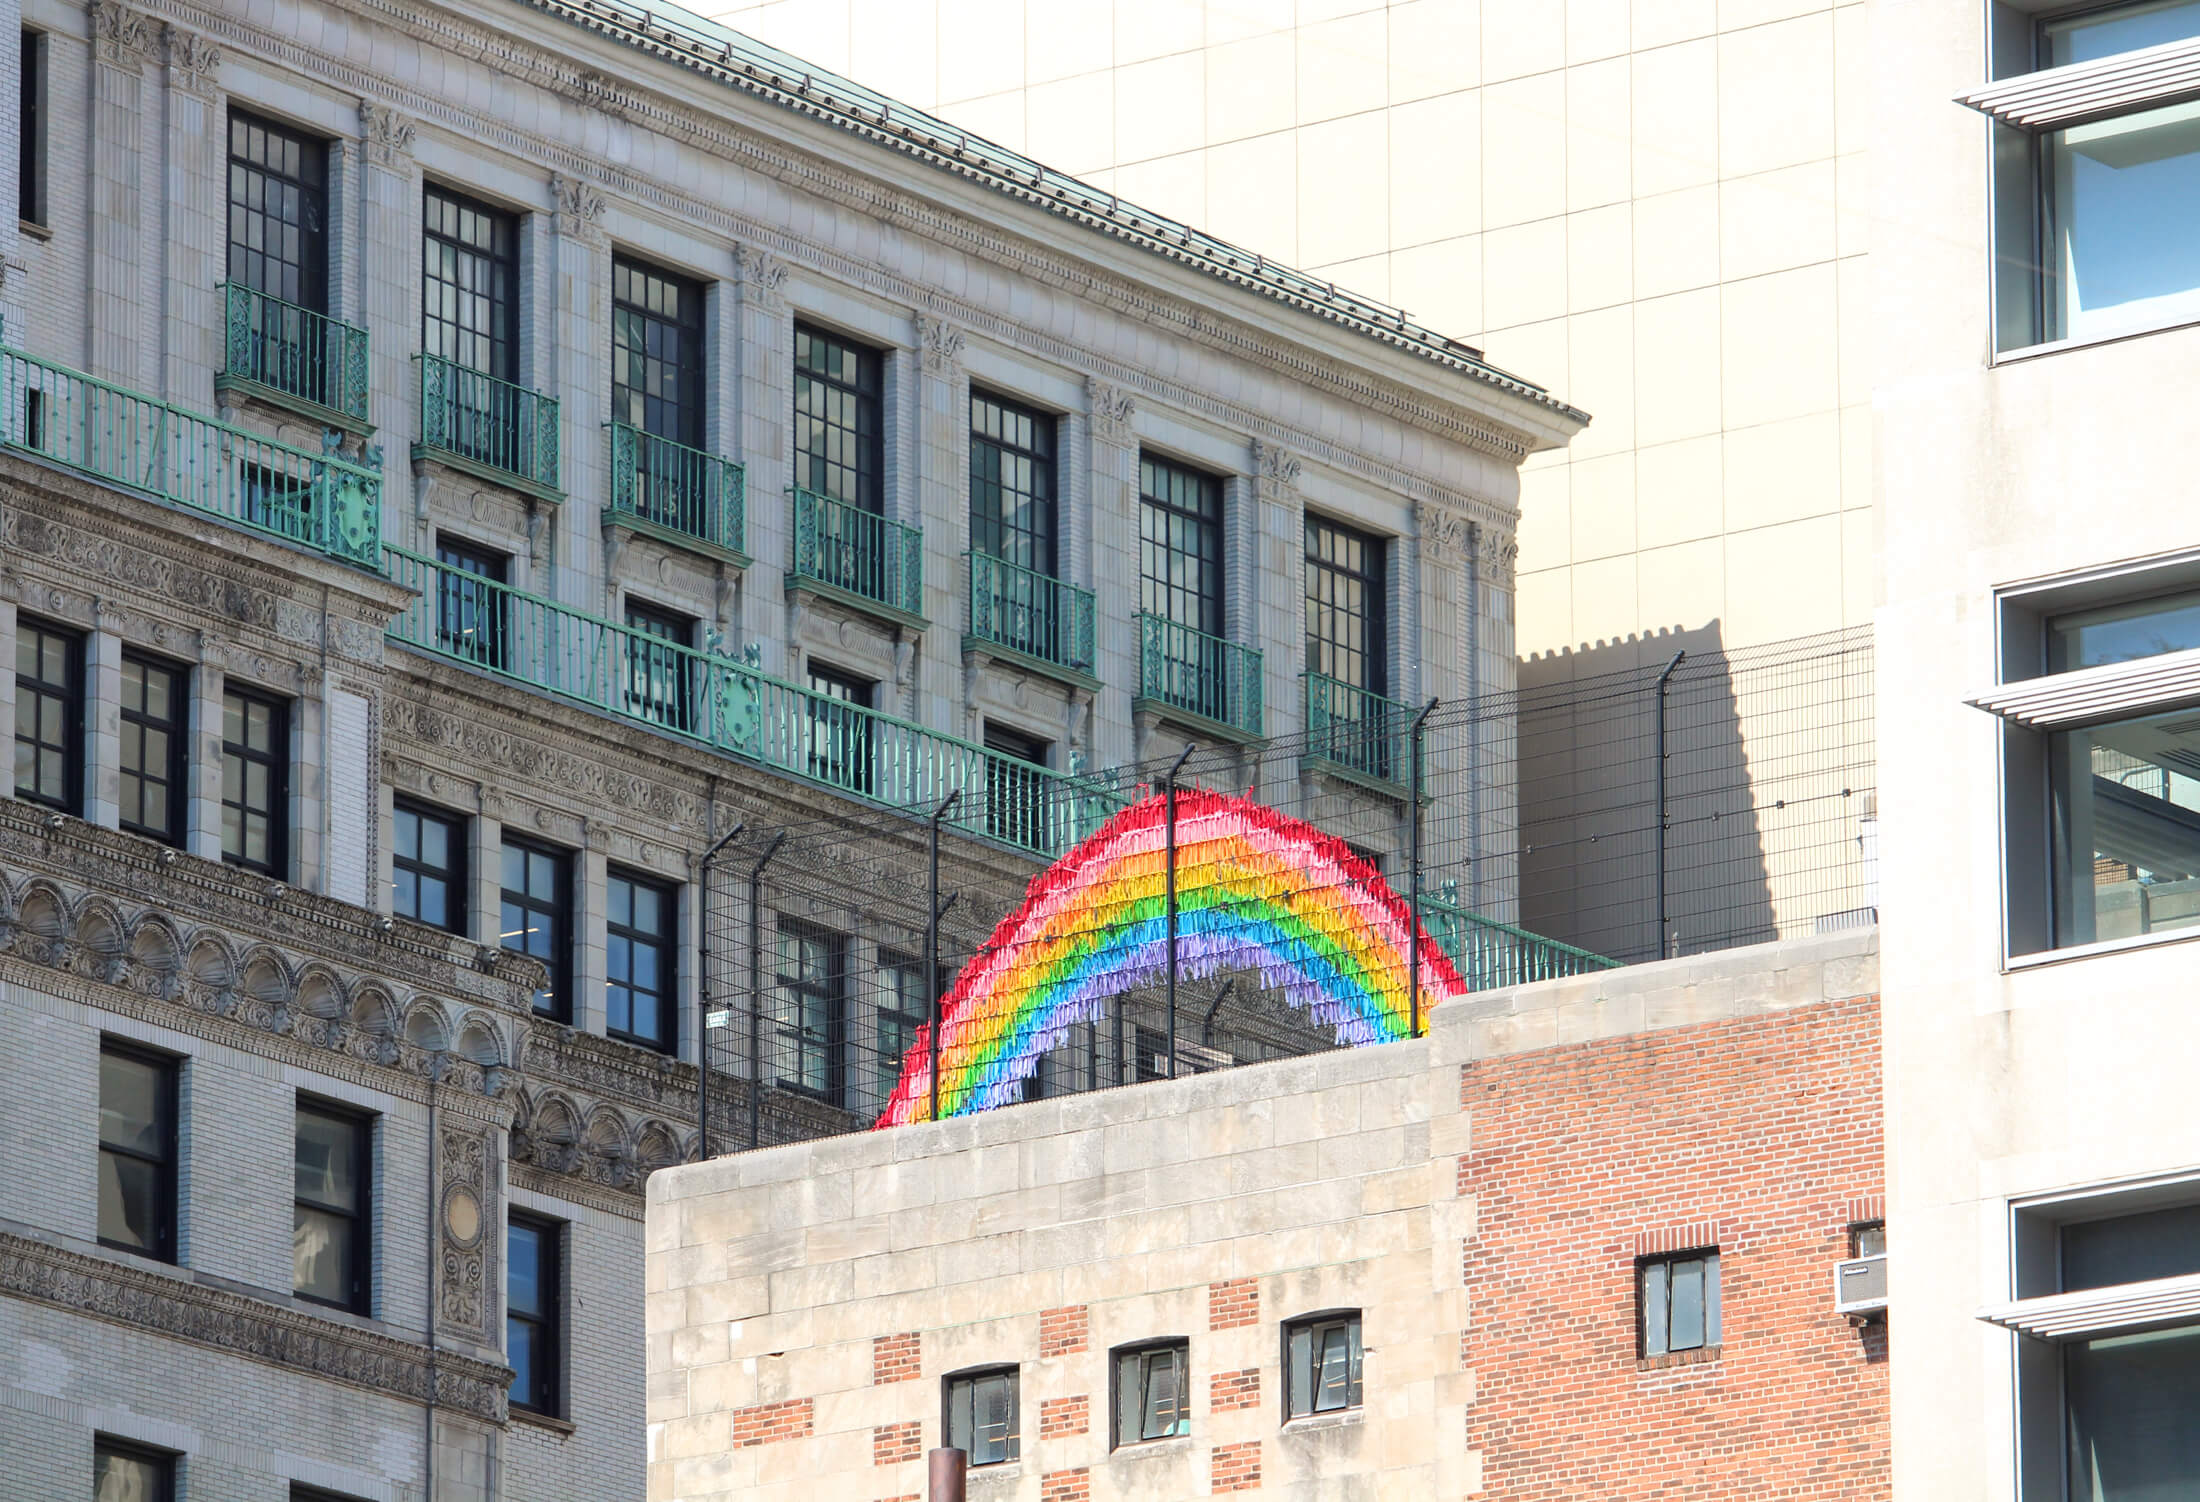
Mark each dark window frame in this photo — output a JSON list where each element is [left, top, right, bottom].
[[118, 651, 190, 847], [97, 1038, 179, 1262], [422, 182, 520, 381], [434, 536, 511, 672], [793, 322, 884, 513], [1110, 1338, 1191, 1449], [982, 721, 1051, 848], [1637, 1248, 1722, 1358], [1138, 453, 1225, 638], [220, 684, 289, 878], [772, 918, 847, 1105], [506, 1211, 564, 1418], [968, 389, 1058, 576], [226, 108, 329, 313], [871, 951, 929, 1111], [805, 663, 876, 797], [622, 599, 698, 733], [1305, 514, 1390, 698], [501, 836, 573, 1022], [292, 1487, 372, 1502], [19, 29, 45, 227], [14, 615, 83, 814], [94, 1436, 176, 1502], [293, 1096, 372, 1314], [611, 253, 707, 448], [943, 1364, 1021, 1468], [1283, 1309, 1365, 1419], [392, 797, 467, 934], [606, 866, 677, 1053]]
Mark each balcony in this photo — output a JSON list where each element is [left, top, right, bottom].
[[606, 422, 746, 563], [787, 487, 924, 627], [381, 545, 1117, 856], [1303, 671, 1412, 793], [0, 342, 383, 568], [1420, 893, 1620, 990], [964, 551, 1097, 687], [1133, 614, 1264, 741], [413, 353, 561, 500], [215, 283, 371, 432]]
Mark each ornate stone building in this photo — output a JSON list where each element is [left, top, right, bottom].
[[0, 0, 1580, 1497]]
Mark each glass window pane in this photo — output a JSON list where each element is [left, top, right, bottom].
[[1670, 1257, 1706, 1351], [1316, 1324, 1351, 1410], [295, 1110, 357, 1210], [508, 1317, 538, 1405], [95, 1447, 169, 1502], [98, 1150, 161, 1252], [509, 1221, 541, 1314], [2063, 1205, 2200, 1291], [2064, 1322, 2200, 1499], [1643, 1262, 1670, 1356], [99, 1052, 164, 1153], [2045, 0, 2200, 66], [2048, 709, 2200, 950], [2045, 100, 2200, 344], [294, 1203, 353, 1303]]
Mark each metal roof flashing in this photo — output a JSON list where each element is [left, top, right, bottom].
[[509, 0, 1591, 434]]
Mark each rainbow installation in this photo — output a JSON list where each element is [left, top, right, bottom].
[[878, 789, 1469, 1124]]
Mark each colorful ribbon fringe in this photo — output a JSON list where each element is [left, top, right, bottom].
[[877, 790, 1469, 1125]]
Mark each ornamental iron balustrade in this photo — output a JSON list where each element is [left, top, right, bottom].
[[1420, 891, 1620, 989], [0, 343, 381, 567], [1136, 613, 1264, 738], [381, 545, 1119, 856], [789, 487, 923, 617], [1304, 671, 1409, 785], [607, 422, 745, 556], [966, 551, 1096, 677], [218, 283, 371, 423], [414, 353, 561, 494]]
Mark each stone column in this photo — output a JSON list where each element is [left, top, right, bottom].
[[469, 794, 505, 951], [1085, 378, 1139, 768], [1472, 525, 1521, 921], [358, 101, 422, 546], [83, 601, 123, 829], [158, 23, 222, 406], [290, 681, 326, 891], [733, 246, 792, 674], [549, 174, 609, 609], [1247, 441, 1305, 742], [703, 280, 742, 641], [575, 828, 610, 1039], [912, 312, 967, 731], [87, 0, 155, 387], [186, 634, 225, 862]]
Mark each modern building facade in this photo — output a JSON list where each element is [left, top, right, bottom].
[[0, 0, 1579, 1496], [1876, 2, 2200, 1499], [647, 929, 1887, 1501]]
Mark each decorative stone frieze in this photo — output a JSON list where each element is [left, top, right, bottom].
[[90, 0, 154, 69], [0, 1231, 512, 1421], [359, 99, 417, 169], [1086, 378, 1136, 447], [163, 24, 221, 96]]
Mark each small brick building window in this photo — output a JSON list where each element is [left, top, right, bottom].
[[1284, 1311, 1363, 1418], [1639, 1249, 1721, 1357], [944, 1365, 1019, 1466], [1112, 1340, 1190, 1447]]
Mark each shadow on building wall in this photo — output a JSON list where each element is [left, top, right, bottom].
[[1516, 623, 1877, 965]]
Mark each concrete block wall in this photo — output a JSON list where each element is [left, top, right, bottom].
[[646, 928, 1883, 1501]]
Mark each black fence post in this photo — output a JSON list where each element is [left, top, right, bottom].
[[927, 790, 961, 1124], [746, 832, 786, 1150], [1163, 744, 1196, 1080], [694, 823, 743, 1163], [1408, 697, 1437, 1037]]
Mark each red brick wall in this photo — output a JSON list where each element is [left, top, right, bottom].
[[1459, 992, 1887, 1501], [872, 1422, 920, 1466], [1039, 1394, 1089, 1438], [872, 1332, 920, 1384], [1209, 1366, 1261, 1412], [1039, 1467, 1090, 1501], [731, 1397, 815, 1448], [1039, 1304, 1089, 1357], [1207, 1277, 1259, 1330], [1210, 1440, 1263, 1492]]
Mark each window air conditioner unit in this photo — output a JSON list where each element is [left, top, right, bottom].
[[1834, 1253, 1888, 1317]]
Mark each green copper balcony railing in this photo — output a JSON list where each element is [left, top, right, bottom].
[[789, 487, 923, 618], [1304, 671, 1410, 786], [1420, 892, 1621, 991], [381, 544, 1121, 856], [607, 422, 745, 557], [0, 343, 382, 567], [414, 353, 561, 496], [1135, 614, 1263, 739], [218, 282, 371, 425], [967, 551, 1096, 678]]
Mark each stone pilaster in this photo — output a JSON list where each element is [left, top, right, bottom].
[[469, 792, 505, 952], [0, 27, 23, 346], [1247, 440, 1304, 742], [575, 825, 610, 1039], [88, 0, 155, 387], [913, 311, 967, 732], [733, 244, 792, 676], [1085, 377, 1140, 767], [159, 24, 222, 407], [84, 600, 123, 830], [357, 100, 421, 546], [704, 280, 742, 640], [186, 631, 225, 863], [549, 172, 609, 610]]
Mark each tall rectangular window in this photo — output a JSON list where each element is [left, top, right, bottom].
[[98, 1042, 177, 1261], [793, 324, 883, 512], [805, 665, 875, 796], [119, 654, 188, 847], [507, 1213, 562, 1416], [95, 1439, 174, 1502], [606, 870, 675, 1053], [227, 111, 328, 310], [1112, 1341, 1190, 1447], [772, 921, 845, 1104], [423, 185, 518, 380], [501, 838, 571, 1020], [969, 391, 1056, 574], [1639, 1249, 1721, 1357], [1285, 1311, 1364, 1417], [872, 953, 927, 1112], [622, 601, 696, 733], [982, 723, 1050, 849], [944, 1367, 1020, 1467], [294, 1100, 370, 1312], [1139, 455, 1224, 637], [14, 617, 81, 813], [392, 800, 466, 933], [19, 30, 44, 226], [221, 687, 287, 876], [434, 538, 509, 671], [1305, 517, 1388, 696], [612, 256, 706, 447]]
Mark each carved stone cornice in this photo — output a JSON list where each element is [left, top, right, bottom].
[[1086, 378, 1136, 448], [550, 172, 608, 247], [915, 312, 966, 375], [359, 98, 417, 169], [1417, 501, 1474, 568], [163, 24, 221, 96], [90, 0, 155, 70], [0, 1230, 511, 1421]]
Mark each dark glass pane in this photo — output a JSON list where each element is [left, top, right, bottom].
[[98, 1051, 165, 1153], [95, 1447, 170, 1502], [97, 1151, 162, 1252], [1643, 1262, 1670, 1356], [293, 1203, 353, 1304], [509, 1220, 541, 1314], [1315, 1324, 1351, 1411], [2065, 1323, 2200, 1499], [295, 1110, 358, 1211], [1670, 1257, 1706, 1351], [2064, 1206, 2200, 1292], [508, 1316, 539, 1406]]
